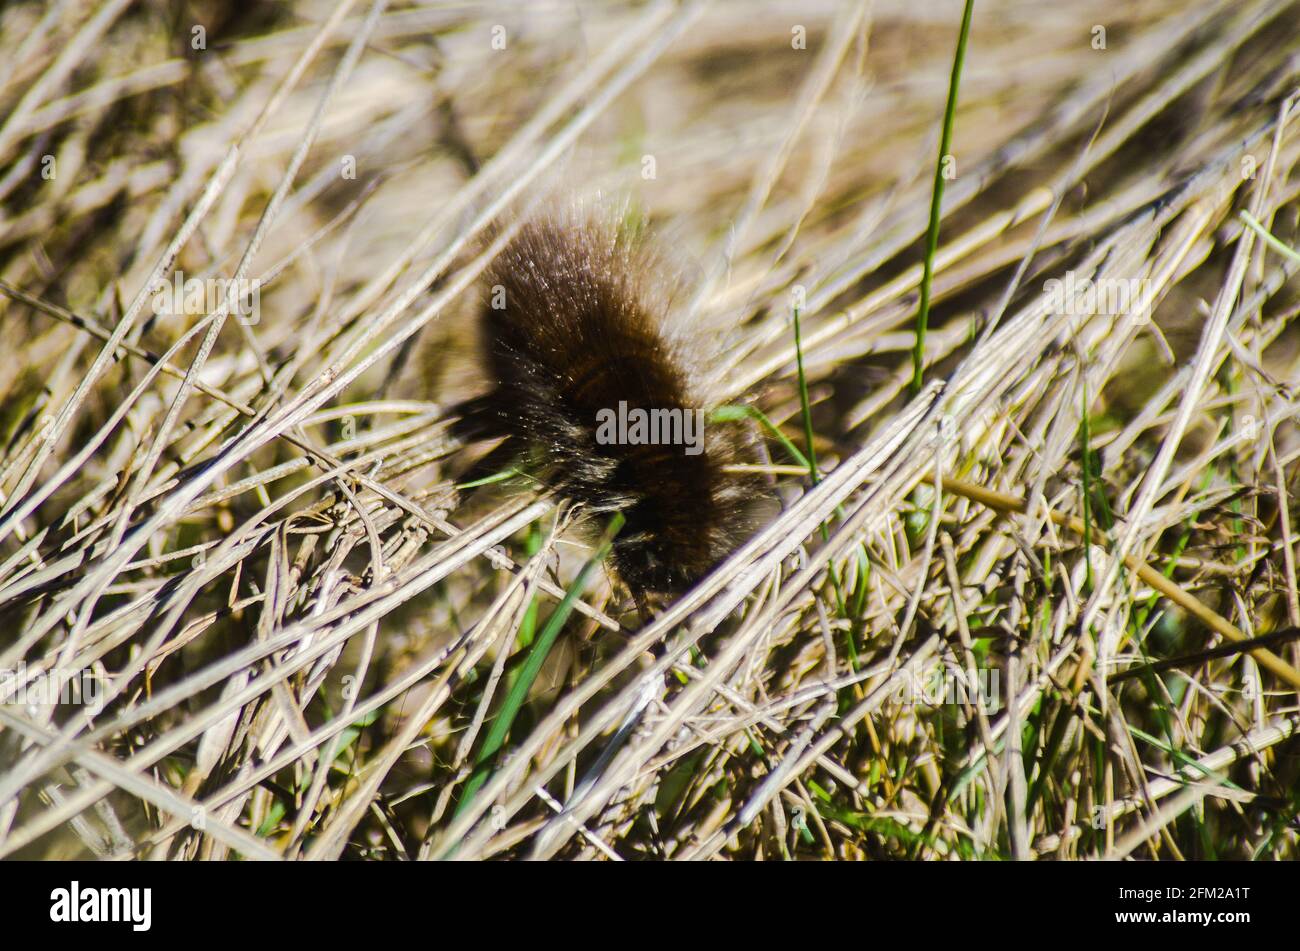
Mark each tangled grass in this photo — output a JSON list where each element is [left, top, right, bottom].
[[2, 0, 1300, 860]]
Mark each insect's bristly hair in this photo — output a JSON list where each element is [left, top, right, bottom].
[[473, 205, 768, 600]]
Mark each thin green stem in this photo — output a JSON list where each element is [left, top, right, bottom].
[[792, 306, 820, 483], [1241, 210, 1300, 263], [911, 0, 976, 395]]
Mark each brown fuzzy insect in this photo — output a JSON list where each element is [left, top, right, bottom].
[[468, 207, 768, 602]]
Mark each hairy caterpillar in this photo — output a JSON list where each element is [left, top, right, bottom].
[[466, 207, 768, 602]]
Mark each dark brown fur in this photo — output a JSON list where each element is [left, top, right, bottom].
[[475, 210, 764, 598]]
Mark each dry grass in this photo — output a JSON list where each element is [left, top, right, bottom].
[[1, 0, 1299, 860]]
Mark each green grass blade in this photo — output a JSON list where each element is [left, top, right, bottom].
[[910, 0, 976, 395], [453, 511, 625, 820]]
